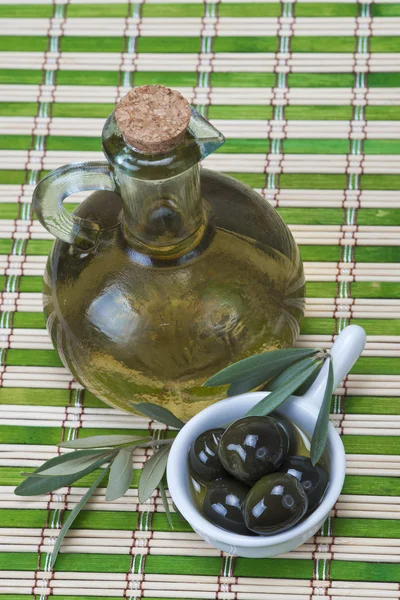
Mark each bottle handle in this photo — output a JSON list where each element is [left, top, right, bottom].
[[33, 161, 116, 247], [298, 324, 366, 412]]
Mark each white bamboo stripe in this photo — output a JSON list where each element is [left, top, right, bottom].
[[0, 573, 400, 600], [0, 575, 399, 600], [0, 17, 399, 37], [2, 186, 400, 210], [1, 525, 400, 562], [3, 117, 400, 139], [0, 53, 400, 74], [2, 85, 400, 106], [1, 293, 399, 319], [6, 150, 400, 174]]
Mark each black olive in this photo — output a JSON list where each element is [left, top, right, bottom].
[[278, 456, 329, 512], [218, 416, 288, 484], [189, 428, 227, 483], [244, 473, 308, 535], [273, 413, 298, 455], [202, 477, 250, 535]]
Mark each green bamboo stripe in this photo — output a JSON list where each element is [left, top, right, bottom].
[[0, 5, 53, 17], [51, 104, 113, 118], [209, 106, 273, 120], [370, 37, 400, 52], [295, 3, 358, 17], [372, 4, 400, 16], [0, 428, 175, 447], [0, 423, 397, 453], [343, 436, 400, 455], [6, 349, 63, 367], [2, 36, 390, 54], [352, 357, 400, 375], [0, 135, 32, 150], [219, 3, 281, 17], [0, 37, 48, 52], [285, 106, 353, 120], [229, 174, 347, 188], [364, 140, 400, 153], [361, 175, 400, 190], [0, 69, 43, 84], [8, 136, 400, 157], [365, 106, 400, 120], [283, 140, 349, 154], [355, 247, 400, 263], [301, 317, 400, 336], [211, 73, 276, 87], [288, 74, 355, 88], [2, 240, 400, 265], [54, 72, 276, 88], [345, 397, 400, 416], [291, 37, 356, 53], [303, 282, 400, 299], [154, 556, 311, 578], [17, 277, 43, 292], [0, 508, 190, 533], [0, 103, 38, 117], [334, 519, 400, 538], [0, 239, 12, 253], [342, 475, 400, 496], [330, 562, 400, 583], [10, 312, 400, 336], [0, 171, 26, 184], [1, 387, 398, 416], [1, 507, 399, 541], [352, 282, 400, 299], [13, 314, 46, 328], [0, 71, 398, 89], [0, 388, 104, 408]]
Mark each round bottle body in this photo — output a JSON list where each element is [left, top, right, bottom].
[[44, 169, 305, 420]]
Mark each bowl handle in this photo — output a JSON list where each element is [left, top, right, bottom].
[[298, 324, 366, 412]]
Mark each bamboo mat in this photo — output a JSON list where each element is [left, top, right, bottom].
[[0, 0, 400, 598]]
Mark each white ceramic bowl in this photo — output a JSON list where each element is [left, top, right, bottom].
[[167, 325, 366, 558]]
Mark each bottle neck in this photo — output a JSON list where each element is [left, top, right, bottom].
[[114, 164, 205, 253]]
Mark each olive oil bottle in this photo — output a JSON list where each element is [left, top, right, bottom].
[[34, 86, 305, 420]]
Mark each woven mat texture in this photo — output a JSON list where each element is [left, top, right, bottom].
[[0, 0, 399, 598]]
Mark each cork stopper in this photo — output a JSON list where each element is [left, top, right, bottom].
[[115, 85, 192, 154]]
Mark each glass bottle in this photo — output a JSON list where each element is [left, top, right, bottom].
[[33, 86, 305, 420]]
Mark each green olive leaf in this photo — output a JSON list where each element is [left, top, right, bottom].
[[39, 451, 111, 476], [58, 434, 150, 449], [203, 347, 319, 387], [131, 402, 185, 430], [138, 445, 170, 504], [227, 374, 266, 397], [311, 357, 334, 466], [159, 480, 174, 529], [15, 453, 114, 497], [245, 357, 323, 418], [294, 361, 323, 396], [266, 357, 321, 392], [106, 449, 134, 501], [50, 466, 110, 568]]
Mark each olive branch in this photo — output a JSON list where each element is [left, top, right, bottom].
[[15, 346, 334, 567]]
